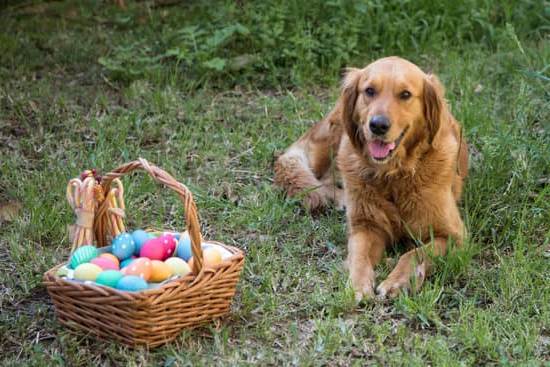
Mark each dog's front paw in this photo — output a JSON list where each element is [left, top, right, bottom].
[[376, 261, 427, 299], [351, 267, 376, 302], [355, 287, 375, 302]]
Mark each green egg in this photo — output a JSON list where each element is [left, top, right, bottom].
[[56, 265, 70, 277], [69, 245, 99, 269], [96, 270, 124, 288]]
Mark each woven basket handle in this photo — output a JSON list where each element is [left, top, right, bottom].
[[97, 158, 204, 273]]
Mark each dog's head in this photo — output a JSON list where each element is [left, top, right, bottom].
[[341, 57, 445, 165]]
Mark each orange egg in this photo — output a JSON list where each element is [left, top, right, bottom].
[[99, 253, 120, 267], [150, 260, 172, 282], [188, 248, 222, 272], [188, 257, 195, 272], [122, 257, 152, 281]]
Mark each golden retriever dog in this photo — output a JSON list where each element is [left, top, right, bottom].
[[274, 57, 468, 300]]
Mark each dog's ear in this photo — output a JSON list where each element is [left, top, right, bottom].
[[423, 74, 445, 144], [341, 67, 363, 150]]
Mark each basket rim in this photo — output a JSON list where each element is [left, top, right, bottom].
[[44, 241, 244, 298]]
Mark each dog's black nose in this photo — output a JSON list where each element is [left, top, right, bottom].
[[369, 115, 390, 135]]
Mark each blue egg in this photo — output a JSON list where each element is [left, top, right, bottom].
[[111, 232, 135, 260], [120, 258, 135, 269], [116, 275, 148, 292], [176, 233, 192, 261], [131, 230, 150, 255]]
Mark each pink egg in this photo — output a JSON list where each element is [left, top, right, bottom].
[[90, 257, 119, 270], [140, 234, 177, 260], [140, 237, 166, 260], [161, 234, 177, 259]]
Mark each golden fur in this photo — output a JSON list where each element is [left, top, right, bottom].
[[274, 57, 468, 299]]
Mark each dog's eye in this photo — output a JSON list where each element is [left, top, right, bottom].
[[400, 90, 412, 100], [365, 87, 376, 97]]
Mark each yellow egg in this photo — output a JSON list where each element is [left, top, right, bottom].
[[74, 263, 103, 281], [204, 248, 222, 267], [164, 257, 191, 277], [150, 260, 172, 282], [188, 248, 223, 273]]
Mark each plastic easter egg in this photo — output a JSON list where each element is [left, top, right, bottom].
[[120, 257, 137, 269], [111, 232, 136, 260], [56, 265, 70, 277], [164, 257, 191, 277], [188, 248, 222, 272], [149, 260, 173, 282], [74, 263, 103, 281], [69, 245, 99, 269], [168, 232, 181, 241], [90, 257, 119, 270], [122, 257, 152, 280], [202, 242, 233, 260], [99, 253, 120, 267], [116, 275, 148, 292], [140, 237, 166, 261], [131, 229, 150, 255], [176, 231, 192, 261], [160, 234, 177, 259], [204, 248, 222, 267], [161, 231, 180, 240], [96, 270, 124, 287]]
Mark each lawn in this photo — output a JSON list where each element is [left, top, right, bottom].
[[0, 1, 549, 365]]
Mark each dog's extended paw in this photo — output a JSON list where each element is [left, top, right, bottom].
[[376, 262, 427, 299], [303, 191, 328, 213], [375, 278, 407, 299]]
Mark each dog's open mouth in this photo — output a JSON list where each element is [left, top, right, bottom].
[[367, 128, 408, 163]]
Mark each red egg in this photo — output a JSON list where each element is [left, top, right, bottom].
[[90, 257, 119, 270], [160, 234, 177, 259], [140, 237, 166, 260]]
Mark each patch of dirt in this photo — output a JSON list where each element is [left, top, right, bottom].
[[0, 201, 22, 223]]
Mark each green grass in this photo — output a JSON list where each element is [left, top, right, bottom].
[[0, 1, 549, 365]]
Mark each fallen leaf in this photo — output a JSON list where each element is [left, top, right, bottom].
[[228, 54, 257, 71], [28, 100, 39, 114]]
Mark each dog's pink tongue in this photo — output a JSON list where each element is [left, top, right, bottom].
[[368, 140, 396, 159]]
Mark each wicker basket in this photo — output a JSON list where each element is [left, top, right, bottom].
[[43, 159, 245, 348]]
